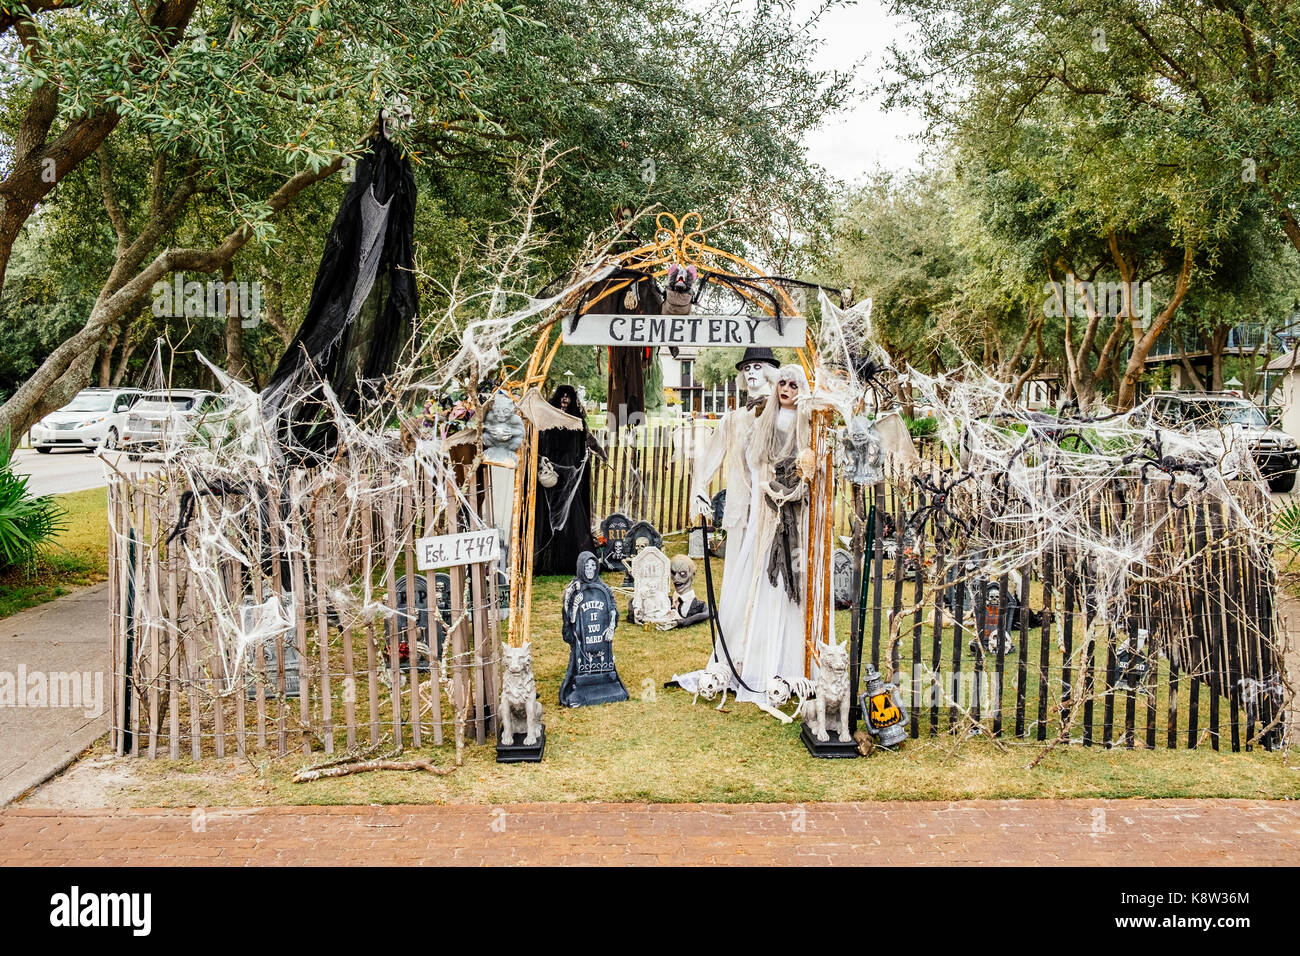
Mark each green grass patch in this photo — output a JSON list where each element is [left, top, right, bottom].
[[0, 486, 109, 618]]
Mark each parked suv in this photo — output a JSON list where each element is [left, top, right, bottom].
[[29, 387, 143, 453], [1148, 391, 1300, 493], [120, 389, 222, 454]]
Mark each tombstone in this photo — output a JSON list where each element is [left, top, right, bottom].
[[710, 490, 727, 527], [559, 551, 629, 707], [1114, 629, 1150, 691], [599, 512, 632, 573], [688, 527, 707, 558], [242, 595, 300, 699], [628, 545, 674, 626], [833, 549, 855, 609], [626, 519, 663, 556], [384, 574, 446, 673], [624, 519, 663, 585]]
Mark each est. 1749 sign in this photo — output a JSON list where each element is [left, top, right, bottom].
[[415, 529, 499, 571], [562, 312, 806, 348]]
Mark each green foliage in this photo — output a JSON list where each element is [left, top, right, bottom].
[[904, 415, 938, 439], [0, 433, 66, 570]]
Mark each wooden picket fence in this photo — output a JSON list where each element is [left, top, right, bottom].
[[589, 417, 718, 533], [107, 459, 501, 759]]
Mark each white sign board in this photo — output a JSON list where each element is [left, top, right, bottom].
[[415, 529, 500, 571], [562, 313, 806, 348]]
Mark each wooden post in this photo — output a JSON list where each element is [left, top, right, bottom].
[[803, 406, 835, 675]]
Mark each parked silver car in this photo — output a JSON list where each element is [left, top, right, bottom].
[[1149, 391, 1300, 493], [119, 389, 223, 454], [29, 387, 143, 452]]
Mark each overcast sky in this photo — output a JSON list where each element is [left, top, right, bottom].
[[795, 0, 931, 184]]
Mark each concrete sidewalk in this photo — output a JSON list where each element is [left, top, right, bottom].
[[0, 583, 111, 806], [2, 800, 1298, 865]]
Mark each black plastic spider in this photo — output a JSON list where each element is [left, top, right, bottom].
[[908, 470, 976, 538], [1119, 430, 1211, 509]]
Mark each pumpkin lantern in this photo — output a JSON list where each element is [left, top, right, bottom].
[[859, 664, 908, 749]]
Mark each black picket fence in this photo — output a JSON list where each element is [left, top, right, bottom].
[[846, 474, 1287, 752]]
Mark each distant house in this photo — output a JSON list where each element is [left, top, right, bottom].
[[658, 347, 743, 416], [1263, 351, 1300, 438]]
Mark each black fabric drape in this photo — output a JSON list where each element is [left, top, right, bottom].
[[262, 134, 418, 457]]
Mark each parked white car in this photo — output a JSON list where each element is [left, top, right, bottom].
[[120, 389, 223, 454], [29, 387, 143, 453]]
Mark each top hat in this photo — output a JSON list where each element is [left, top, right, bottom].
[[736, 346, 780, 370]]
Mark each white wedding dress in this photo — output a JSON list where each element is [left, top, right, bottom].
[[730, 407, 807, 703], [673, 407, 808, 705]]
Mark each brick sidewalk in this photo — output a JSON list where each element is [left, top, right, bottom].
[[2, 800, 1298, 865]]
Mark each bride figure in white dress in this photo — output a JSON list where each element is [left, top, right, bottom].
[[730, 364, 811, 706], [672, 363, 812, 718]]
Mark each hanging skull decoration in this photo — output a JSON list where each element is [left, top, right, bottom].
[[838, 414, 885, 486], [481, 392, 525, 466], [537, 456, 558, 488], [664, 263, 698, 315]]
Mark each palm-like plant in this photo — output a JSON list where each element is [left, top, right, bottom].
[[0, 432, 66, 570], [1273, 499, 1300, 568]]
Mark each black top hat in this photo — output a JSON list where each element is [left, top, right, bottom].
[[736, 346, 780, 370]]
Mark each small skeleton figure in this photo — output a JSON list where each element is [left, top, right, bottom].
[[693, 660, 731, 710]]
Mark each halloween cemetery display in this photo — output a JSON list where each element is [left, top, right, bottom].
[[559, 552, 629, 707], [103, 192, 1292, 775]]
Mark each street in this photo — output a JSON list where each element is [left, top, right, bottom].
[[11, 447, 162, 498], [10, 447, 105, 497]]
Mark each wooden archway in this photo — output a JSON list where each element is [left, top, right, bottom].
[[503, 213, 833, 676]]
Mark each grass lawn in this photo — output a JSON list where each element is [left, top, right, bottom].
[[0, 486, 109, 619]]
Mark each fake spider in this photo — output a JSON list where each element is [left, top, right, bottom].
[[908, 470, 976, 539], [1119, 430, 1211, 510]]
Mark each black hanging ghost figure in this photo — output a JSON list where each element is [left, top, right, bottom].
[[559, 551, 628, 707], [261, 131, 418, 459]]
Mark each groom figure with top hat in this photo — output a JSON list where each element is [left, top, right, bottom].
[[689, 346, 780, 668]]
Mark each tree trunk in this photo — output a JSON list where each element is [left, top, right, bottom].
[[223, 261, 247, 380], [1116, 246, 1196, 410], [98, 329, 118, 386], [1209, 322, 1230, 391]]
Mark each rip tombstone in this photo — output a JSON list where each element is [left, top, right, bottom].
[[599, 512, 632, 572]]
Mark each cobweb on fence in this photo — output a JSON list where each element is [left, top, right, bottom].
[[809, 287, 1292, 753]]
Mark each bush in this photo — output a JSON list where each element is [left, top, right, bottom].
[[905, 415, 938, 439], [0, 432, 66, 570]]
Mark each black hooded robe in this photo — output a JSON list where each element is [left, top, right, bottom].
[[533, 385, 601, 574]]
